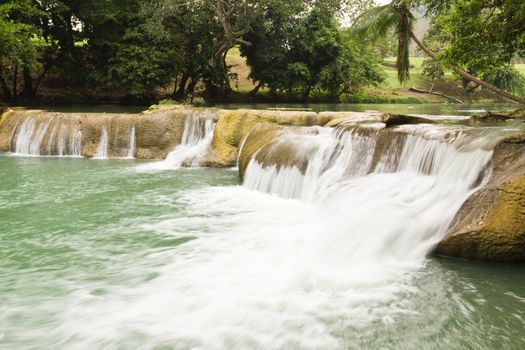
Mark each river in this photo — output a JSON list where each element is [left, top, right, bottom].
[[0, 104, 524, 349]]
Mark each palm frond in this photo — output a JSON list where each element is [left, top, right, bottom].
[[353, 1, 415, 83], [352, 4, 399, 42]]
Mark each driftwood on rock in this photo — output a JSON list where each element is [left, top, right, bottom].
[[380, 113, 436, 127], [409, 87, 464, 104]]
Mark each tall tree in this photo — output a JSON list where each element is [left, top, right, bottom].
[[355, 0, 525, 104]]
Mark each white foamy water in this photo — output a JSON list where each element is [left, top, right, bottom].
[[93, 128, 109, 159], [23, 125, 502, 350], [126, 126, 136, 159], [10, 117, 83, 157], [138, 112, 216, 171]]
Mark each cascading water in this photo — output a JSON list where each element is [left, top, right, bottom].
[[10, 117, 82, 157], [13, 118, 37, 155], [126, 126, 136, 159], [243, 125, 494, 261], [139, 112, 216, 170], [94, 127, 109, 159], [2, 116, 522, 350]]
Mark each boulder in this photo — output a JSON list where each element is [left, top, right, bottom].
[[237, 123, 319, 179], [472, 108, 525, 122], [435, 133, 525, 262], [237, 123, 284, 178], [381, 113, 436, 127], [207, 109, 318, 167]]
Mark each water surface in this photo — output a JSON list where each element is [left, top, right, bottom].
[[1, 155, 524, 349]]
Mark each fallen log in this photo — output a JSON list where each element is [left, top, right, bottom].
[[409, 87, 464, 104]]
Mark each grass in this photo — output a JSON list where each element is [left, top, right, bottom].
[[226, 47, 254, 92], [226, 48, 516, 104]]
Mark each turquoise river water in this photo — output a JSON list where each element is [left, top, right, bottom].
[[0, 154, 524, 349]]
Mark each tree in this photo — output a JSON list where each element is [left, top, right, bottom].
[[241, 1, 383, 99], [204, 0, 258, 98], [0, 0, 44, 102], [355, 0, 525, 104]]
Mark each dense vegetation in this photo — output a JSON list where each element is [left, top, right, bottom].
[[0, 0, 523, 104]]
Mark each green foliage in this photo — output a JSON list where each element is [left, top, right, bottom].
[[0, 0, 46, 101], [436, 0, 525, 68], [192, 97, 206, 106], [242, 3, 383, 99], [421, 59, 443, 82], [480, 66, 525, 97], [109, 34, 176, 100]]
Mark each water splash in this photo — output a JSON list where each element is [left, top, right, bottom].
[[6, 122, 515, 350], [243, 125, 495, 260], [126, 126, 136, 159], [138, 112, 216, 171], [14, 118, 37, 154], [93, 128, 109, 159]]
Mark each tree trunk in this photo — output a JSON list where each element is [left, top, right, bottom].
[[32, 66, 50, 99], [0, 67, 13, 102], [12, 65, 18, 102], [23, 67, 35, 99], [249, 81, 263, 96], [302, 86, 311, 101], [187, 78, 197, 95], [410, 32, 525, 104], [173, 74, 189, 100]]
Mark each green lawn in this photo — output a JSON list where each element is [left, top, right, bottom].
[[381, 57, 428, 89]]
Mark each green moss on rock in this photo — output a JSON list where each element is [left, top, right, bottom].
[[435, 134, 525, 262]]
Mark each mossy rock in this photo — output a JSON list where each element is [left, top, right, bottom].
[[208, 109, 319, 167], [237, 123, 284, 178], [435, 134, 525, 262], [0, 108, 191, 159], [472, 108, 525, 122]]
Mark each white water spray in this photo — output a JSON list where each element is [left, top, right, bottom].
[[244, 125, 494, 259], [139, 112, 216, 171], [94, 128, 109, 159], [126, 126, 136, 159], [28, 122, 510, 350], [14, 118, 37, 155]]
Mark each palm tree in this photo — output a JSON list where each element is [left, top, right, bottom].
[[355, 1, 525, 104]]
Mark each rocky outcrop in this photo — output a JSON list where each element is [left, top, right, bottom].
[[0, 108, 199, 159], [435, 133, 525, 262], [381, 113, 436, 127], [237, 123, 284, 178], [472, 108, 525, 122], [206, 110, 387, 167], [206, 109, 318, 167]]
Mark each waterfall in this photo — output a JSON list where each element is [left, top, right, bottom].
[[10, 117, 82, 157], [138, 112, 216, 170], [14, 118, 37, 155], [67, 124, 82, 157], [57, 125, 67, 156], [243, 125, 495, 261], [94, 128, 109, 159], [126, 126, 136, 159]]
